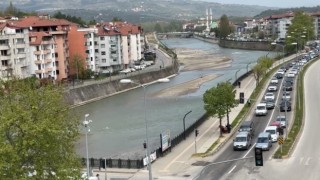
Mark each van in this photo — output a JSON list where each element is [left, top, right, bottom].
[[255, 103, 267, 116], [265, 126, 278, 143], [255, 132, 272, 151], [233, 131, 252, 150], [238, 121, 254, 137]]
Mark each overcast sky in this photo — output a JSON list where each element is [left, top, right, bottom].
[[202, 0, 319, 8]]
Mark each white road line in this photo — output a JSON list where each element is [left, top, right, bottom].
[[243, 143, 257, 158], [227, 165, 237, 174]]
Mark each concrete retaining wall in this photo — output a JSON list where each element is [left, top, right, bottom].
[[64, 65, 178, 107], [219, 39, 271, 51]]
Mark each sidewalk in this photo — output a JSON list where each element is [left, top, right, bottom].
[[90, 55, 297, 180]]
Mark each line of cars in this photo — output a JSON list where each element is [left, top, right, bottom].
[[119, 61, 154, 74]]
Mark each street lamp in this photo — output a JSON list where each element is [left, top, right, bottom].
[[271, 42, 285, 64], [291, 42, 298, 59], [83, 113, 92, 178], [246, 62, 252, 73], [119, 78, 170, 180], [183, 110, 192, 140], [235, 69, 241, 83]]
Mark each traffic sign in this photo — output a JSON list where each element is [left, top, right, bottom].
[[278, 136, 284, 145]]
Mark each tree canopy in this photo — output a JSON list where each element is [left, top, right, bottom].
[[0, 78, 81, 179], [219, 15, 233, 39], [253, 56, 274, 86]]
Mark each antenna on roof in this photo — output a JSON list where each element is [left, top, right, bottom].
[[103, 25, 110, 31], [29, 26, 33, 30]]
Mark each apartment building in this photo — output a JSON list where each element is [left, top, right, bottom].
[[7, 15, 72, 80], [311, 13, 320, 40], [78, 22, 143, 74], [0, 20, 30, 80], [265, 12, 294, 41]]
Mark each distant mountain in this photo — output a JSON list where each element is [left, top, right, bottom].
[[1, 0, 273, 23], [255, 6, 320, 18]]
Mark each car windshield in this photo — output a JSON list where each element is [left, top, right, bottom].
[[239, 127, 249, 132], [257, 137, 268, 143], [266, 130, 276, 134], [235, 137, 247, 142], [277, 117, 286, 121], [257, 106, 265, 110]]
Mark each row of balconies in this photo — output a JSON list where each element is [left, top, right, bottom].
[[35, 67, 53, 74], [34, 58, 53, 64], [34, 49, 51, 55]]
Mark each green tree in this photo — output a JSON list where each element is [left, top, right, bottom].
[[203, 82, 236, 136], [112, 17, 123, 22], [0, 78, 81, 179], [257, 31, 265, 39], [253, 56, 273, 86], [219, 14, 232, 39], [70, 53, 86, 80], [285, 11, 314, 52]]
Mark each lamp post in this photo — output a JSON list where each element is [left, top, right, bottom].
[[183, 110, 192, 140], [271, 42, 285, 64], [83, 114, 92, 178], [235, 69, 241, 82], [119, 78, 170, 180], [291, 42, 298, 60], [246, 62, 252, 73]]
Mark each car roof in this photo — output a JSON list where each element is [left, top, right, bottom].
[[257, 103, 266, 106], [236, 131, 249, 137], [241, 121, 252, 126], [258, 132, 270, 137], [265, 126, 277, 130]]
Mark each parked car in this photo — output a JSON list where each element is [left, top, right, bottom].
[[268, 85, 277, 92], [282, 91, 291, 101], [264, 92, 275, 101], [280, 100, 291, 112], [265, 126, 279, 143], [233, 131, 252, 150], [255, 132, 272, 151], [276, 115, 286, 128], [238, 121, 255, 137], [255, 103, 268, 116]]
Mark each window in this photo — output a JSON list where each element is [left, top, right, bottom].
[[101, 51, 106, 55], [16, 38, 24, 44], [55, 53, 58, 57], [113, 59, 117, 62], [102, 59, 106, 63], [1, 60, 8, 66], [101, 44, 105, 48], [100, 37, 105, 40], [95, 49, 99, 53], [17, 48, 25, 54], [56, 70, 59, 75]]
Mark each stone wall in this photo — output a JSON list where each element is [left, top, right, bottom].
[[219, 39, 271, 51], [64, 65, 178, 107]]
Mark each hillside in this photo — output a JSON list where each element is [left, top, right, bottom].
[[255, 6, 320, 18], [0, 0, 271, 23]]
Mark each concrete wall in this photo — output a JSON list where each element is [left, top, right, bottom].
[[64, 65, 178, 107], [219, 39, 271, 51], [193, 35, 219, 44]]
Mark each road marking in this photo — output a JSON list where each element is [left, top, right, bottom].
[[227, 165, 237, 174]]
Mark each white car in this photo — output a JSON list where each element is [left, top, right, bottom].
[[255, 103, 267, 116], [276, 115, 286, 128], [286, 73, 295, 77], [290, 69, 298, 75], [270, 77, 279, 84], [268, 85, 277, 92], [282, 91, 291, 101], [265, 126, 278, 143], [264, 92, 275, 101], [277, 69, 285, 75]]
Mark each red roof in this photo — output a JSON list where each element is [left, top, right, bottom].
[[7, 16, 72, 28], [265, 12, 294, 20], [95, 21, 141, 36]]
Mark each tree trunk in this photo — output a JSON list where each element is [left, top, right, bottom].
[[219, 116, 223, 137], [226, 108, 230, 125]]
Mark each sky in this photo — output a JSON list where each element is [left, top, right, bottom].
[[202, 0, 319, 8]]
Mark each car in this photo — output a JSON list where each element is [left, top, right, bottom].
[[255, 103, 268, 116], [283, 82, 293, 91], [300, 59, 307, 64], [270, 77, 279, 84], [119, 68, 132, 73], [289, 69, 298, 75], [277, 69, 285, 75], [268, 85, 277, 92], [275, 73, 283, 79], [279, 66, 287, 72], [282, 91, 291, 101], [265, 126, 279, 143], [262, 99, 275, 110], [276, 115, 286, 128], [280, 100, 291, 112], [233, 131, 252, 150], [238, 121, 254, 137], [285, 77, 294, 84], [264, 92, 275, 101], [255, 132, 272, 151], [286, 73, 295, 77]]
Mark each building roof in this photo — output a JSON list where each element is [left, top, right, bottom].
[[95, 21, 141, 36], [265, 12, 294, 20], [6, 16, 72, 29]]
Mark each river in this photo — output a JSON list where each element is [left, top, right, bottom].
[[75, 38, 275, 159]]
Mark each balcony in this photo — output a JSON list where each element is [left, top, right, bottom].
[[43, 49, 51, 54], [35, 69, 43, 74], [50, 31, 66, 35], [34, 59, 42, 64], [44, 59, 52, 63], [34, 50, 41, 55], [110, 54, 118, 58], [45, 67, 53, 73], [0, 44, 10, 50], [110, 47, 118, 51], [0, 55, 10, 61], [42, 40, 52, 45]]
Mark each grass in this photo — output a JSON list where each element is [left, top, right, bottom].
[[273, 58, 319, 158]]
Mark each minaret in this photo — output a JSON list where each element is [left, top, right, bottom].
[[206, 8, 209, 32], [210, 8, 213, 24]]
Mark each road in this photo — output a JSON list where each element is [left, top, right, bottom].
[[196, 60, 298, 179], [209, 59, 320, 180]]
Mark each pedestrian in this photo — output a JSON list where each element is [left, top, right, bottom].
[[96, 173, 100, 180], [238, 81, 241, 88]]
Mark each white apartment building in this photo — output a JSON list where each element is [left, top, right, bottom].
[[80, 22, 143, 74], [0, 24, 31, 80], [265, 12, 294, 41], [311, 13, 320, 40]]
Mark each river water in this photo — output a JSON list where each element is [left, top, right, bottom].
[[75, 38, 274, 159]]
